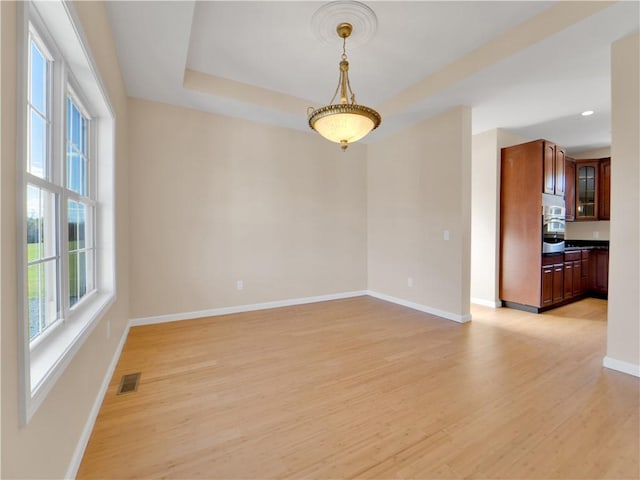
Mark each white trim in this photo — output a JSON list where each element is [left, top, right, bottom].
[[17, 0, 31, 426], [471, 297, 502, 308], [65, 322, 130, 480], [129, 291, 369, 327], [603, 356, 640, 377], [367, 290, 472, 323], [17, 0, 117, 425]]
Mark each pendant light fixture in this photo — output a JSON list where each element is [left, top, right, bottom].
[[307, 22, 381, 151]]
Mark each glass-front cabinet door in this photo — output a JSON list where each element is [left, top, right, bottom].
[[576, 162, 598, 220]]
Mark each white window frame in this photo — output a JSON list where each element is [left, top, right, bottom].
[[17, 0, 116, 425]]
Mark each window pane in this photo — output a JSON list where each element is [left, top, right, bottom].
[[68, 199, 79, 251], [27, 185, 42, 262], [67, 144, 79, 193], [29, 109, 47, 179], [79, 252, 87, 298], [67, 200, 86, 250], [67, 97, 73, 142], [67, 97, 89, 196], [68, 250, 91, 307], [78, 203, 86, 249], [81, 117, 88, 155], [84, 205, 94, 249], [72, 103, 81, 147], [28, 259, 58, 341], [86, 249, 95, 293], [27, 185, 56, 262], [27, 263, 42, 339], [80, 156, 87, 197], [30, 41, 46, 114], [69, 252, 78, 307]]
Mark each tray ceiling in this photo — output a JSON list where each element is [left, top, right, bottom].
[[107, 1, 639, 152]]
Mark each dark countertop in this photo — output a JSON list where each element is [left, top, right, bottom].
[[565, 239, 609, 251]]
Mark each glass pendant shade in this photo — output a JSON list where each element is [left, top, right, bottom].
[[309, 105, 380, 146], [307, 22, 381, 151]]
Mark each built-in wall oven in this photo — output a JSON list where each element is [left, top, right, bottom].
[[542, 195, 565, 253]]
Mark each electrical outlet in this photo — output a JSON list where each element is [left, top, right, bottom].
[[236, 280, 244, 291], [592, 231, 600, 240], [407, 277, 413, 288]]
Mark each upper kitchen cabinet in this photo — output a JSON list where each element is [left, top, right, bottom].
[[543, 141, 565, 196], [575, 157, 610, 221], [599, 158, 611, 220], [576, 161, 599, 220], [565, 157, 576, 221]]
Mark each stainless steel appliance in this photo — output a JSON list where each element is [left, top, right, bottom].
[[542, 195, 565, 253]]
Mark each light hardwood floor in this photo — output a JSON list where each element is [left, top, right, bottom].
[[77, 296, 639, 479]]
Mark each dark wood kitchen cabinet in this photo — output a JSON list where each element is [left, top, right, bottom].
[[573, 260, 582, 296], [499, 140, 611, 313], [592, 249, 609, 296], [541, 254, 564, 307], [581, 250, 591, 291], [599, 158, 611, 220], [527, 247, 607, 311], [563, 251, 582, 298], [576, 161, 599, 220], [555, 146, 566, 196], [563, 261, 573, 298], [544, 141, 565, 196], [575, 157, 610, 221], [501, 140, 569, 311], [565, 157, 576, 221], [541, 265, 554, 306]]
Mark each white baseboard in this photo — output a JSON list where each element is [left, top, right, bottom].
[[65, 323, 130, 479], [603, 356, 640, 377], [129, 290, 369, 327], [367, 290, 471, 323], [471, 297, 502, 308]]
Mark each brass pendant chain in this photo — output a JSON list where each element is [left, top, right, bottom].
[[327, 26, 356, 105]]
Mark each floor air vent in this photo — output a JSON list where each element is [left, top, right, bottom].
[[117, 372, 141, 395]]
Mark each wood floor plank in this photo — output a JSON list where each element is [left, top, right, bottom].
[[77, 296, 639, 479]]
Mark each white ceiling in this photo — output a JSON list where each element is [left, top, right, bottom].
[[106, 1, 639, 154]]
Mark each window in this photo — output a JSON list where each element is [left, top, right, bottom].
[[26, 33, 59, 342], [66, 96, 95, 309], [18, 1, 116, 424]]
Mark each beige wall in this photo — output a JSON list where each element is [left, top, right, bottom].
[[566, 146, 611, 240], [367, 106, 472, 319], [1, 2, 4, 474], [470, 129, 498, 306], [571, 146, 611, 160], [565, 221, 610, 241], [128, 98, 368, 319], [470, 128, 529, 306], [607, 32, 639, 371], [1, 2, 130, 478]]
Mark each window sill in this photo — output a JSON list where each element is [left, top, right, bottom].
[[26, 290, 115, 423]]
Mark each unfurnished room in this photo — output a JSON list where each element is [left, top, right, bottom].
[[1, 1, 639, 479]]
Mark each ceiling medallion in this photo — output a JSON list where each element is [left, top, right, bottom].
[[311, 1, 378, 49], [307, 20, 381, 151]]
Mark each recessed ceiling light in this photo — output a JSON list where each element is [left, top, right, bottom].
[[581, 110, 595, 116]]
